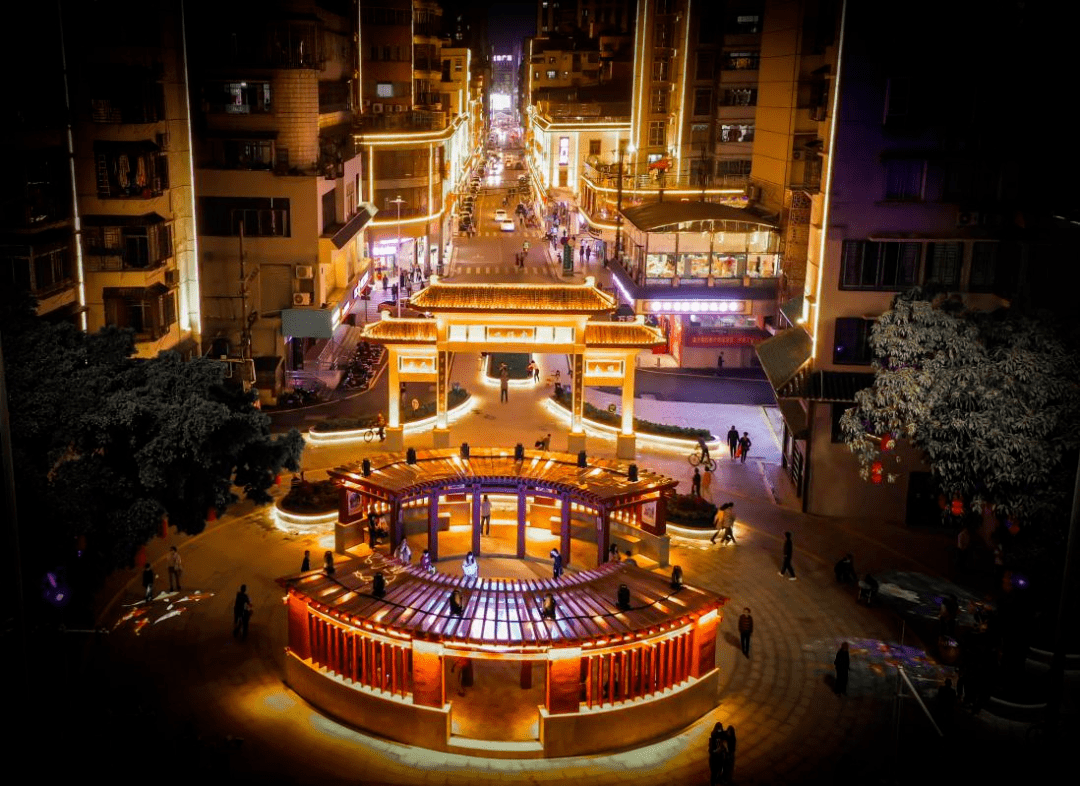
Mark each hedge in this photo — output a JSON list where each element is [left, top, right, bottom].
[[280, 479, 338, 513], [486, 352, 533, 380], [311, 387, 470, 432], [551, 388, 713, 440]]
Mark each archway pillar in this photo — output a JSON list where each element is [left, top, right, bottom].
[[596, 506, 611, 566], [516, 483, 527, 558], [471, 483, 482, 556], [386, 346, 405, 451], [427, 491, 440, 561], [568, 351, 585, 455], [433, 349, 450, 448], [617, 350, 637, 459], [560, 492, 572, 566]]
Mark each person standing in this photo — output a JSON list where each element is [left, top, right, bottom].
[[834, 642, 850, 695], [167, 546, 182, 591], [780, 531, 796, 579], [550, 548, 563, 579], [462, 551, 479, 578], [533, 361, 541, 382], [701, 466, 713, 501], [738, 608, 753, 657], [717, 353, 725, 374], [480, 495, 492, 535], [727, 426, 739, 459], [691, 467, 702, 497], [420, 549, 434, 573], [738, 432, 752, 464], [499, 366, 509, 403], [608, 543, 621, 563], [367, 510, 381, 548], [300, 550, 311, 572], [391, 282, 399, 301], [708, 722, 728, 786], [142, 561, 155, 602], [233, 584, 252, 639], [395, 538, 412, 564]]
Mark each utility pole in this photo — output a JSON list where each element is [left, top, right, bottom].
[[391, 195, 405, 318], [614, 141, 634, 264], [238, 223, 251, 360]]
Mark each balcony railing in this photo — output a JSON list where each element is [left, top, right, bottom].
[[355, 111, 448, 133], [581, 163, 748, 192]]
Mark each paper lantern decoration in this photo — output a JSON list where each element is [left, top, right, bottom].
[[950, 499, 964, 516], [881, 433, 896, 452], [871, 461, 883, 484]]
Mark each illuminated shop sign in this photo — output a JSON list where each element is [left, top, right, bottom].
[[558, 137, 569, 166], [646, 300, 746, 314]]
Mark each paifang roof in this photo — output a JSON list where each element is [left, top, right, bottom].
[[329, 448, 678, 505], [408, 282, 616, 314], [279, 552, 725, 650], [583, 321, 666, 348], [361, 318, 437, 344]]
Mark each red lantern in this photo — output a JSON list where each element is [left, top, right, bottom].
[[275, 474, 281, 486], [207, 508, 217, 522], [881, 433, 896, 452], [871, 461, 883, 484], [951, 499, 964, 516]]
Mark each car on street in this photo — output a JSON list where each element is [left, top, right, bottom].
[[499, 219, 516, 232], [377, 300, 431, 319], [494, 208, 508, 222]]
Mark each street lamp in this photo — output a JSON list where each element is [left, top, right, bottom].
[[390, 195, 405, 317]]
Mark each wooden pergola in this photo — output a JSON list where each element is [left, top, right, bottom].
[[279, 551, 725, 757], [329, 447, 680, 568], [359, 276, 665, 459]]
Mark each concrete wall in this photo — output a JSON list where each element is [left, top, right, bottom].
[[540, 669, 718, 757], [284, 651, 451, 751]]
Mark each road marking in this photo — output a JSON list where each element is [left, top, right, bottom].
[[757, 460, 781, 506], [760, 406, 783, 452]]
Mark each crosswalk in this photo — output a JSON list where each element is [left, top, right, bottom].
[[451, 263, 540, 276]]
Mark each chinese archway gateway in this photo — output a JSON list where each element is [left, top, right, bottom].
[[280, 551, 725, 758]]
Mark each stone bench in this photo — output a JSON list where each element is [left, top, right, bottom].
[[403, 511, 451, 537], [612, 533, 642, 555], [548, 515, 594, 542]]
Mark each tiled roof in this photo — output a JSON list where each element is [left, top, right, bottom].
[[583, 321, 666, 348], [360, 318, 437, 343], [409, 282, 616, 313], [329, 448, 678, 505], [756, 327, 812, 392], [621, 202, 779, 232], [280, 553, 724, 649]]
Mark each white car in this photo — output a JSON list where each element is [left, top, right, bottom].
[[499, 219, 516, 232], [494, 209, 508, 222]]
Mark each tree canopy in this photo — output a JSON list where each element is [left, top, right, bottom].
[[1, 294, 303, 603], [840, 287, 1080, 531]]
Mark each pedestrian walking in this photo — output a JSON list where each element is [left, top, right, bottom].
[[780, 531, 796, 579], [834, 642, 850, 695], [708, 722, 728, 785], [376, 412, 386, 441], [301, 550, 310, 572], [391, 282, 399, 301], [717, 353, 724, 374], [701, 466, 713, 501], [167, 546, 182, 591], [142, 561, 155, 602], [367, 510, 381, 547], [233, 584, 252, 639], [738, 607, 753, 657], [724, 726, 737, 782], [480, 495, 492, 535], [718, 502, 736, 544], [550, 548, 563, 579], [500, 367, 509, 403], [382, 273, 388, 292], [324, 550, 335, 576], [691, 467, 702, 497], [727, 425, 739, 459], [738, 432, 752, 463]]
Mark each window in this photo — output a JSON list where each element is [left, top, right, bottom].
[[693, 89, 712, 116], [199, 197, 291, 237], [652, 56, 671, 82], [883, 77, 910, 124], [648, 121, 666, 147], [104, 286, 177, 339], [588, 140, 601, 156], [925, 242, 961, 287], [455, 58, 463, 72], [558, 137, 569, 166], [651, 87, 669, 114], [691, 124, 709, 150], [884, 159, 925, 200], [534, 71, 540, 80], [215, 138, 273, 170], [206, 81, 271, 114], [695, 52, 715, 81], [84, 222, 173, 271], [376, 82, 394, 98], [732, 14, 762, 34], [546, 70, 557, 79], [721, 88, 757, 106], [969, 242, 998, 291], [720, 124, 754, 142], [722, 51, 759, 70], [94, 145, 169, 198], [716, 159, 752, 175], [654, 22, 672, 47], [840, 241, 920, 290], [833, 318, 873, 365]]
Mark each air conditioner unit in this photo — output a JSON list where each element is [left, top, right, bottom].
[[394, 105, 406, 113], [372, 103, 384, 113], [164, 269, 179, 287], [956, 211, 980, 227], [156, 131, 170, 149], [293, 292, 312, 306], [745, 184, 761, 201], [295, 265, 314, 279], [792, 149, 803, 160]]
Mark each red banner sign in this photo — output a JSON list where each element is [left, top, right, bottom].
[[684, 332, 764, 347]]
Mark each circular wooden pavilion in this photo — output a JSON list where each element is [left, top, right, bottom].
[[280, 551, 725, 758]]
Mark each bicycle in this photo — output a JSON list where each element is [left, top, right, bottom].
[[362, 426, 385, 443], [688, 447, 716, 472]]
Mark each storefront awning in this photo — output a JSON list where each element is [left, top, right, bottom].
[[780, 295, 804, 327], [755, 327, 812, 392], [282, 307, 334, 339], [329, 205, 377, 249], [621, 202, 779, 232]]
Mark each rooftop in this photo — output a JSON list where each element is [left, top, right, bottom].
[[622, 202, 779, 232], [408, 280, 616, 314]]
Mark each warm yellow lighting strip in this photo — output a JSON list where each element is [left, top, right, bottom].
[[810, 0, 847, 360], [674, 0, 692, 176], [631, 0, 646, 155]]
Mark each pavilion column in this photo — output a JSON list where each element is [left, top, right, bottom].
[[691, 610, 719, 678], [567, 352, 586, 453], [471, 483, 482, 556], [287, 592, 311, 660], [560, 492, 572, 566], [427, 491, 440, 561], [596, 506, 611, 566], [616, 353, 636, 459], [516, 483, 527, 559], [411, 640, 445, 708], [385, 346, 404, 451], [432, 349, 450, 448], [546, 649, 582, 715]]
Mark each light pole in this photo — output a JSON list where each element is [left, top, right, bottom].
[[390, 195, 405, 317], [614, 142, 635, 265]]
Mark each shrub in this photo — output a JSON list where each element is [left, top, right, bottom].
[[280, 479, 338, 513], [666, 494, 718, 528], [310, 388, 471, 433], [486, 353, 532, 380], [551, 388, 713, 440]]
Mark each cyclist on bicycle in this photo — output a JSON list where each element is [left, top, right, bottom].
[[697, 436, 711, 464], [376, 412, 386, 441]]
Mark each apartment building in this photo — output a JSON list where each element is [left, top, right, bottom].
[[356, 0, 478, 283], [186, 0, 369, 395], [6, 1, 201, 358], [755, 0, 1039, 522]]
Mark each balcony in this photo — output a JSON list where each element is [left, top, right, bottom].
[[354, 110, 449, 134], [535, 101, 630, 125], [581, 163, 748, 193]]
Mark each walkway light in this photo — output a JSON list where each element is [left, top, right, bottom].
[[577, 450, 587, 468], [460, 442, 470, 459], [628, 463, 638, 482], [514, 443, 525, 461], [670, 565, 683, 591], [616, 583, 631, 611], [362, 459, 372, 477], [407, 447, 417, 465], [372, 572, 386, 598]]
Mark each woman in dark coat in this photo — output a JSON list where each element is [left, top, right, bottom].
[[708, 722, 727, 785], [834, 642, 850, 695], [724, 725, 737, 781]]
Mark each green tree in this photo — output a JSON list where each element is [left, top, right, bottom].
[[1, 294, 303, 601], [840, 287, 1080, 531]]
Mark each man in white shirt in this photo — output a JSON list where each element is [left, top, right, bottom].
[[480, 495, 492, 535], [167, 546, 182, 591]]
